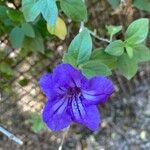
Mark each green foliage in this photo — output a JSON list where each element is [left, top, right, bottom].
[[22, 23, 35, 38], [23, 31, 44, 53], [22, 0, 40, 23], [0, 62, 14, 76], [68, 28, 92, 65], [9, 26, 25, 48], [134, 0, 150, 12], [0, 5, 8, 22], [63, 18, 149, 80], [133, 44, 150, 63], [0, 0, 150, 86], [59, 0, 87, 21], [29, 113, 45, 133], [91, 48, 117, 69], [107, 0, 120, 8], [63, 53, 77, 67], [125, 46, 133, 59], [106, 25, 122, 41], [117, 54, 138, 80], [108, 0, 150, 12], [22, 0, 58, 25], [125, 18, 149, 45], [7, 9, 24, 25], [105, 40, 124, 56], [18, 78, 29, 86], [79, 60, 112, 78]]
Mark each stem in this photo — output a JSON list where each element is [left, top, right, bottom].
[[89, 30, 110, 43], [79, 21, 85, 32], [0, 126, 23, 145], [58, 126, 70, 150]]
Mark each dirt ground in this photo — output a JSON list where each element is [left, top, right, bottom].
[[0, 83, 150, 150]]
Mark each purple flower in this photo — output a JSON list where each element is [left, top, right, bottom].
[[39, 64, 114, 132]]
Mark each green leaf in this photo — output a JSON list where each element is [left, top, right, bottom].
[[125, 18, 149, 44], [0, 5, 14, 28], [126, 46, 133, 59], [18, 78, 29, 86], [22, 0, 41, 22], [22, 0, 58, 25], [79, 60, 112, 78], [68, 28, 92, 65], [40, 0, 58, 25], [91, 48, 117, 69], [134, 44, 150, 63], [63, 53, 77, 67], [0, 5, 8, 20], [107, 0, 120, 8], [118, 53, 138, 80], [134, 0, 150, 12], [30, 113, 45, 133], [60, 0, 87, 22], [105, 40, 124, 56], [9, 27, 25, 49], [106, 25, 122, 41], [7, 9, 24, 24], [22, 23, 35, 38], [23, 31, 44, 53], [0, 62, 14, 76]]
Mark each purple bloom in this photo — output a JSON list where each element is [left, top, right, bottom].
[[39, 64, 114, 132]]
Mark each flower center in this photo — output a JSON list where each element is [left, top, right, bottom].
[[67, 87, 81, 97]]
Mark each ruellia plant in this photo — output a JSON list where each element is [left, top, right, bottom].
[[0, 0, 150, 134]]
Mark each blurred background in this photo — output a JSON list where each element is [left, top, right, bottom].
[[0, 0, 150, 149]]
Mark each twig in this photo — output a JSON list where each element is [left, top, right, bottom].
[[89, 30, 110, 43], [0, 126, 23, 145], [79, 21, 85, 32], [58, 126, 70, 150]]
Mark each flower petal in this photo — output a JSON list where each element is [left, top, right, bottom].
[[53, 64, 86, 88], [71, 96, 100, 131], [82, 76, 114, 105], [39, 73, 54, 98], [42, 98, 71, 132]]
